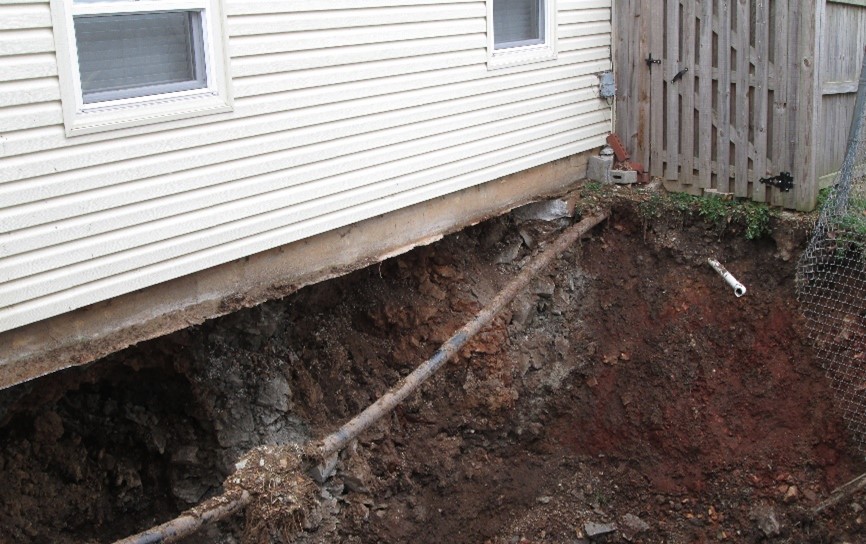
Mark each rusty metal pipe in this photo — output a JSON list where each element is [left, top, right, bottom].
[[315, 211, 608, 458], [113, 490, 250, 544], [112, 210, 607, 544]]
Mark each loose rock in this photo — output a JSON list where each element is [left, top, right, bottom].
[[620, 513, 650, 541], [584, 521, 617, 539], [750, 504, 782, 537]]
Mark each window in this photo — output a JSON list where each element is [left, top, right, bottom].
[[487, 0, 556, 69], [51, 0, 232, 136]]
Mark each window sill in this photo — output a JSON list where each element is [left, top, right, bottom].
[[63, 92, 233, 137], [487, 44, 557, 70]]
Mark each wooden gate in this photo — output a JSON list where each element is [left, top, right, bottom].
[[818, 1, 866, 187], [615, 0, 825, 210]]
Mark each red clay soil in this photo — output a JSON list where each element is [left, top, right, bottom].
[[0, 199, 863, 544]]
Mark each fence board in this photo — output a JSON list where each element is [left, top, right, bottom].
[[717, 0, 732, 192], [649, 3, 665, 178], [734, 0, 750, 197], [665, 0, 681, 180], [637, 0, 651, 169], [680, 0, 696, 188], [614, 0, 635, 156], [770, 0, 790, 207], [792, 0, 822, 210], [753, 0, 771, 202], [697, 0, 713, 189]]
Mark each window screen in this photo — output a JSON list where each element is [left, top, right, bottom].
[[74, 11, 207, 104], [493, 0, 544, 49]]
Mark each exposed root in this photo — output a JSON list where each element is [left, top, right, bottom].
[[230, 445, 319, 544], [813, 472, 866, 515]]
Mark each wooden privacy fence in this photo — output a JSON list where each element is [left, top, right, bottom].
[[615, 0, 866, 211]]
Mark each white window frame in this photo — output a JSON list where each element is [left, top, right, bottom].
[[487, 0, 557, 70], [50, 0, 233, 137]]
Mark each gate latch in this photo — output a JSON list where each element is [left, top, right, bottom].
[[645, 53, 661, 68], [759, 172, 794, 192]]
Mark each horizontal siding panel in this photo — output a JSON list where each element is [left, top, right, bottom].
[[0, 101, 59, 131], [1, 45, 609, 158], [560, 0, 611, 9], [0, 53, 610, 203], [0, 4, 51, 30], [1, 77, 600, 236], [0, 128, 607, 331], [244, 54, 471, 97], [1, 52, 480, 158], [0, 68, 597, 238], [229, 4, 484, 36], [230, 19, 486, 57], [230, 34, 486, 78], [0, 28, 53, 56], [560, 21, 610, 39], [0, 89, 603, 274], [560, 9, 610, 25], [232, 32, 605, 89], [0, 77, 59, 107], [0, 53, 56, 81], [224, 0, 479, 16], [0, 35, 610, 165], [0, 118, 609, 312]]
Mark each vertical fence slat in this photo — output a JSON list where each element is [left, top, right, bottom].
[[698, 0, 714, 189], [752, 0, 771, 202], [793, 0, 822, 211], [615, 0, 638, 159], [770, 0, 790, 207], [637, 0, 652, 168], [734, 0, 751, 197], [650, 1, 665, 177], [680, 0, 696, 188], [717, 0, 732, 192], [665, 0, 681, 180], [780, 0, 802, 209]]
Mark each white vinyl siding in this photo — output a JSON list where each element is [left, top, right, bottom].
[[0, 0, 612, 332]]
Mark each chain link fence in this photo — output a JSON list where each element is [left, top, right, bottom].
[[797, 51, 866, 452]]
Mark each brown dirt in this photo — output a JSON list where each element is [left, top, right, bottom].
[[0, 189, 864, 544]]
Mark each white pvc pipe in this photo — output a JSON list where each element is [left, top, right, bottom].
[[707, 258, 746, 297]]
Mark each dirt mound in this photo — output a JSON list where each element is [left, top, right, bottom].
[[0, 195, 863, 543]]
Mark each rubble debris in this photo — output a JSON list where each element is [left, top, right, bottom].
[[750, 503, 782, 537], [584, 520, 617, 539], [513, 199, 574, 222], [620, 513, 650, 541]]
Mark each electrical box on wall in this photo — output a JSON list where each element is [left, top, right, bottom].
[[599, 72, 616, 99]]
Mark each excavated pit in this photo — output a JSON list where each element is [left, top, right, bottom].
[[0, 196, 864, 543]]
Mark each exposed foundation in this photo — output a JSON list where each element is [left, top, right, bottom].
[[0, 152, 592, 390]]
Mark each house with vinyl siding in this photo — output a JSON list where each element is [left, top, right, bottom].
[[0, 0, 612, 389]]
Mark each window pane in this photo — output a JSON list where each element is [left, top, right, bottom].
[[493, 0, 544, 49], [74, 11, 207, 104]]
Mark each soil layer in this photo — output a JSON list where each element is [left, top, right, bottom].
[[0, 193, 863, 544]]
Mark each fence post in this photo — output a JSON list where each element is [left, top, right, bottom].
[[793, 0, 825, 211]]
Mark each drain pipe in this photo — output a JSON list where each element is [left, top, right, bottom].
[[113, 211, 609, 544], [708, 258, 746, 297]]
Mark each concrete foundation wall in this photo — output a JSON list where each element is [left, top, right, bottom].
[[0, 152, 592, 390]]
